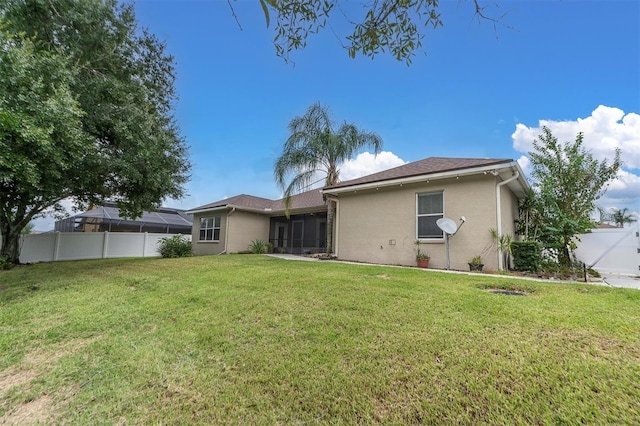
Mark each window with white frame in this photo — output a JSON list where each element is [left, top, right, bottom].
[[199, 216, 221, 241], [417, 192, 444, 239]]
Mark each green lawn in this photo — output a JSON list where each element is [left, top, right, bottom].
[[1, 255, 638, 424]]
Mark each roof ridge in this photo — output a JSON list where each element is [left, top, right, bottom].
[[235, 193, 275, 201], [326, 156, 514, 190]]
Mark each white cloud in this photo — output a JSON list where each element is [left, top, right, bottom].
[[273, 151, 406, 197], [512, 105, 640, 211], [516, 155, 530, 175], [512, 105, 640, 169], [599, 169, 640, 208], [339, 151, 406, 181]]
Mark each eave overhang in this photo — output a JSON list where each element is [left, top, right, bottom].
[[187, 204, 327, 217], [322, 161, 530, 198]]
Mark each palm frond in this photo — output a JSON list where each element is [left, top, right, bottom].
[[281, 168, 319, 216], [274, 102, 385, 222]]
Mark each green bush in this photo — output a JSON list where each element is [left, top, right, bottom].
[[157, 235, 193, 258], [511, 241, 541, 271], [0, 257, 14, 270], [248, 239, 272, 254]]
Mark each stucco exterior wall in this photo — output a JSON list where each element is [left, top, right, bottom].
[[334, 175, 517, 271], [500, 183, 520, 247], [226, 210, 270, 253], [191, 211, 228, 256], [191, 210, 270, 255]]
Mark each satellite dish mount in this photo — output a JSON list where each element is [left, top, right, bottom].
[[436, 216, 466, 270]]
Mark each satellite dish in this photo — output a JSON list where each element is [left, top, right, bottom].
[[437, 218, 458, 235], [436, 217, 466, 270]]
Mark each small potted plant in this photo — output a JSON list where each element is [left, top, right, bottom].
[[468, 255, 484, 271], [415, 240, 430, 268]]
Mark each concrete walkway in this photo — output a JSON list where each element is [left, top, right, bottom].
[[265, 254, 640, 289], [600, 273, 640, 290], [265, 253, 319, 262]]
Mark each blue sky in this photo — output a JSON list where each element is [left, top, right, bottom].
[[34, 0, 640, 229]]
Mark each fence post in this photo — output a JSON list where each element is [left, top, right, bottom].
[[53, 232, 61, 261], [102, 231, 109, 259], [143, 232, 148, 257]]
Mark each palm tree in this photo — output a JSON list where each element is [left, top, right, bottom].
[[274, 103, 383, 253], [610, 208, 638, 228], [515, 188, 542, 241]]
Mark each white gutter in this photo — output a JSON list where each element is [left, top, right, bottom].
[[187, 204, 268, 215], [496, 171, 519, 270], [188, 204, 323, 217], [224, 207, 236, 254], [324, 194, 339, 255]]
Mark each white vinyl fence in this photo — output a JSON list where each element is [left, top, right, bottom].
[[574, 226, 640, 275], [0, 232, 191, 263]]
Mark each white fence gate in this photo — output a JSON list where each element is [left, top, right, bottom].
[[574, 226, 640, 275], [0, 232, 191, 263]]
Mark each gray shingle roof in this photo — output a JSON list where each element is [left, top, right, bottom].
[[271, 189, 325, 211], [189, 189, 326, 214], [326, 157, 513, 189], [190, 194, 274, 212]]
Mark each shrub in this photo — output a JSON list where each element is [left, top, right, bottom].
[[248, 239, 271, 254], [511, 241, 541, 271], [157, 235, 193, 258], [0, 257, 14, 270]]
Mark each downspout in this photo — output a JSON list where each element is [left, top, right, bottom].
[[324, 194, 339, 256], [496, 171, 519, 270], [221, 207, 236, 255]]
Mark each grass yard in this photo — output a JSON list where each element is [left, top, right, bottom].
[[1, 255, 639, 424]]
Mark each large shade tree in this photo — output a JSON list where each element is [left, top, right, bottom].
[[0, 0, 190, 264], [528, 127, 621, 266], [274, 103, 383, 253]]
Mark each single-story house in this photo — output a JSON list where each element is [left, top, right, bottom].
[[187, 157, 529, 270], [54, 202, 193, 234], [187, 190, 328, 255]]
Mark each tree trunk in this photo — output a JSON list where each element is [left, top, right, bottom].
[[0, 225, 21, 265], [559, 235, 572, 267], [560, 246, 571, 267], [326, 199, 335, 254]]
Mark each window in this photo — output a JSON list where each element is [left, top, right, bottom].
[[199, 216, 221, 241], [417, 192, 444, 239]]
